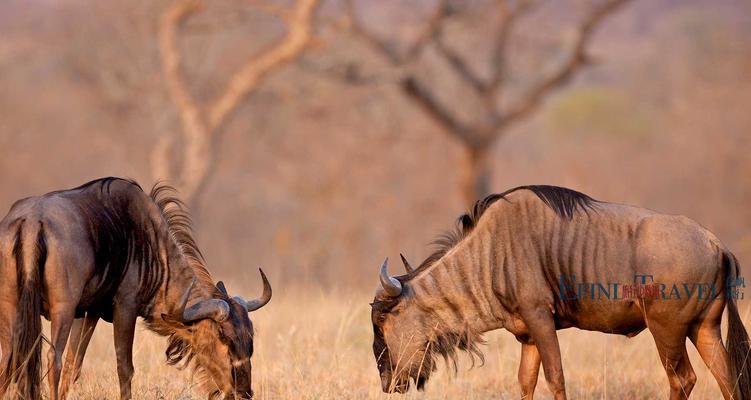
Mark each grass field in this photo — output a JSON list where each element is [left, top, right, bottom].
[[54, 288, 742, 399]]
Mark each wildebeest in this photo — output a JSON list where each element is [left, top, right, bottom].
[[0, 177, 272, 400], [372, 185, 751, 399]]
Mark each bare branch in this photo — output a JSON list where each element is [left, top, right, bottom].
[[344, 0, 450, 66], [345, 0, 490, 147], [208, 0, 320, 130], [486, 0, 536, 96], [502, 0, 630, 124], [401, 76, 482, 148], [344, 0, 402, 64], [404, 1, 453, 60], [248, 0, 292, 23], [433, 31, 487, 94]]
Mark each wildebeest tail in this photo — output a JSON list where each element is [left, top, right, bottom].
[[724, 250, 751, 400], [4, 219, 46, 400]]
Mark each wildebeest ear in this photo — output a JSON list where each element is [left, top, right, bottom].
[[399, 253, 414, 273], [459, 214, 473, 234], [216, 281, 228, 296]]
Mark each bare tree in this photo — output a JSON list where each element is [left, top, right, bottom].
[[153, 0, 320, 211], [344, 0, 630, 205]]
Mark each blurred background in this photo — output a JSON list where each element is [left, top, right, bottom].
[[1, 0, 750, 292]]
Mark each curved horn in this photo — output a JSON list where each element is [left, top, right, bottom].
[[235, 268, 272, 312], [379, 258, 402, 297], [183, 299, 230, 323], [400, 253, 414, 273]]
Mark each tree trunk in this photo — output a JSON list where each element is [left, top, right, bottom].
[[461, 145, 491, 207]]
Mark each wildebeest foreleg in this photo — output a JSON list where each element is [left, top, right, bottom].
[[518, 343, 541, 400], [60, 314, 99, 399], [113, 305, 137, 400], [521, 308, 566, 400], [47, 307, 76, 400], [650, 322, 696, 400]]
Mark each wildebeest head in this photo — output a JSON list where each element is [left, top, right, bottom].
[[370, 257, 435, 394], [163, 269, 272, 399]]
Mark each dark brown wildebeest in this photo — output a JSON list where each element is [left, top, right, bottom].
[[372, 185, 751, 400], [0, 177, 271, 400]]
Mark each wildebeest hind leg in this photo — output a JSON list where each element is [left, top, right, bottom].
[[60, 314, 99, 399], [688, 316, 733, 399], [649, 322, 696, 400], [518, 342, 541, 400], [47, 306, 76, 400]]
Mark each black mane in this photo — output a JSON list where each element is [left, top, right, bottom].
[[149, 183, 212, 285], [520, 185, 596, 220], [406, 185, 596, 278], [70, 176, 143, 192]]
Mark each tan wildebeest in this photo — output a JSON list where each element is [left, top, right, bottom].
[[372, 185, 751, 399], [0, 177, 272, 400]]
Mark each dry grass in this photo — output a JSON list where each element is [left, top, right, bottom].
[[53, 288, 742, 399]]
